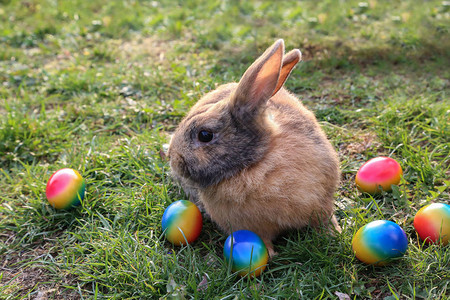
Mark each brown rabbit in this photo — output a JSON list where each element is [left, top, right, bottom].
[[168, 39, 340, 256]]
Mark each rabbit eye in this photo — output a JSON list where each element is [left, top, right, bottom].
[[198, 130, 214, 143]]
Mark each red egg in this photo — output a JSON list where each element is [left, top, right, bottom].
[[413, 203, 450, 245], [355, 157, 402, 194]]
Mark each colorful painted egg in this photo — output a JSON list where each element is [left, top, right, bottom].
[[161, 200, 202, 246], [223, 230, 269, 277], [46, 168, 86, 209], [352, 220, 408, 266], [355, 157, 402, 194], [413, 203, 450, 245]]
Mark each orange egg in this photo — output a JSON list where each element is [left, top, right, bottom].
[[161, 200, 203, 245], [355, 157, 402, 194]]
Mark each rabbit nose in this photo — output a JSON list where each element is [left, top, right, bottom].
[[167, 143, 176, 160], [167, 147, 177, 162], [169, 151, 191, 178]]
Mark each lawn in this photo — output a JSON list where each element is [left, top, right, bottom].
[[0, 0, 449, 299]]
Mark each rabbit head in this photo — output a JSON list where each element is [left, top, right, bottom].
[[168, 39, 301, 189]]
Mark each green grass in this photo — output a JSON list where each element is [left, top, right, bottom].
[[1, 0, 449, 298]]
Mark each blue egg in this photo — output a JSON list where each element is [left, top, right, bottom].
[[352, 220, 408, 265], [223, 230, 269, 277]]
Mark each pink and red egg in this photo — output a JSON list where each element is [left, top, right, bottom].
[[46, 168, 86, 209], [413, 203, 450, 245], [355, 157, 402, 194]]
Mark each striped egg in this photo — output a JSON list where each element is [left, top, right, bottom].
[[352, 220, 408, 266], [161, 200, 202, 246], [46, 168, 86, 209], [355, 157, 402, 194], [414, 203, 450, 245], [223, 230, 269, 277]]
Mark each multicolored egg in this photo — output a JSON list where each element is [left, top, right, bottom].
[[352, 220, 408, 266], [223, 230, 269, 277], [161, 200, 202, 246], [355, 157, 403, 194], [413, 203, 450, 245], [46, 168, 86, 209]]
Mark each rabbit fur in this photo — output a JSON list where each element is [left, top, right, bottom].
[[168, 39, 340, 256]]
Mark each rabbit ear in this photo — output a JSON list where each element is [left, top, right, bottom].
[[271, 49, 302, 97], [230, 39, 284, 115]]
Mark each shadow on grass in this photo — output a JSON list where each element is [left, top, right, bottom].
[[215, 36, 449, 75]]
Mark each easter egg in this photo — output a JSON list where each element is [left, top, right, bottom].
[[355, 157, 402, 194], [413, 203, 450, 245], [46, 168, 86, 209], [161, 200, 202, 246], [352, 220, 408, 266], [223, 230, 269, 277]]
